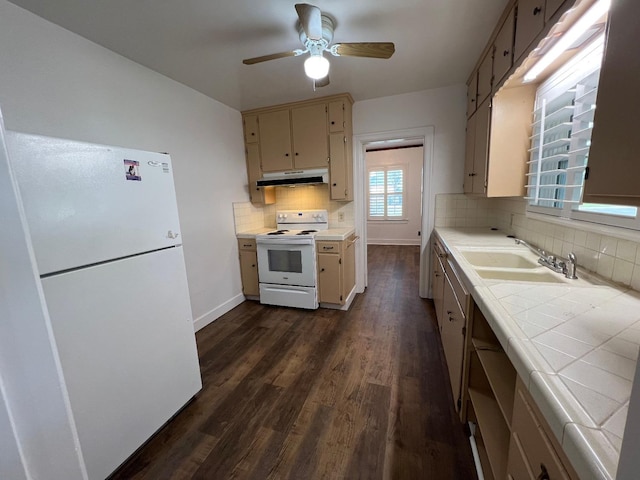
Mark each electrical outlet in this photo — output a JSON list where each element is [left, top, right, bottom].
[[338, 212, 345, 222]]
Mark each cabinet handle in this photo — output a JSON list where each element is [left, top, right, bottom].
[[243, 244, 252, 247], [321, 268, 325, 272], [536, 464, 549, 480], [332, 183, 337, 187], [533, 6, 542, 15], [471, 98, 476, 103], [331, 121, 335, 125], [251, 132, 255, 136], [434, 272, 441, 277], [251, 264, 256, 268], [468, 172, 477, 177], [323, 246, 334, 250], [437, 253, 446, 259], [285, 153, 289, 157], [295, 152, 299, 156], [503, 49, 509, 57]]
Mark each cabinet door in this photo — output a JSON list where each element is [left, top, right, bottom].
[[246, 143, 263, 204], [514, 0, 545, 61], [239, 250, 259, 296], [431, 248, 445, 329], [258, 110, 292, 172], [328, 100, 345, 133], [583, 0, 640, 205], [477, 52, 493, 104], [507, 434, 536, 480], [545, 0, 565, 22], [441, 276, 466, 404], [343, 237, 356, 299], [318, 253, 342, 304], [463, 113, 476, 194], [472, 98, 491, 195], [493, 7, 515, 86], [329, 133, 347, 200], [291, 103, 328, 169], [243, 115, 259, 144], [467, 72, 478, 117]]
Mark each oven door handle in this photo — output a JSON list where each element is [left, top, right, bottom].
[[256, 238, 314, 246]]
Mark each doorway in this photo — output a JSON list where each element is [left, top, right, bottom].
[[354, 127, 435, 298]]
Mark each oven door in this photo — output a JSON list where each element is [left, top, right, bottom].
[[256, 240, 316, 287]]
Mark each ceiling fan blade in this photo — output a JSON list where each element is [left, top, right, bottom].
[[295, 3, 323, 41], [314, 75, 330, 88], [332, 42, 395, 59], [243, 51, 299, 65]]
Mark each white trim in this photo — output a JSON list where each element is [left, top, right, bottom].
[[193, 293, 245, 332], [354, 126, 435, 298]]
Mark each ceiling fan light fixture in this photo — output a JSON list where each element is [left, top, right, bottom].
[[304, 54, 330, 80]]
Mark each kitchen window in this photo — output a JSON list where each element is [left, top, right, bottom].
[[368, 165, 406, 220], [525, 35, 640, 230]]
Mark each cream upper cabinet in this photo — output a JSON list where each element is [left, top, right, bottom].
[[291, 103, 328, 170], [258, 110, 293, 172], [242, 94, 354, 203], [493, 7, 516, 86], [467, 71, 478, 118], [477, 52, 493, 105], [328, 98, 354, 201], [464, 98, 490, 195], [243, 115, 259, 144], [514, 0, 546, 61], [583, 0, 640, 205], [328, 100, 345, 133]]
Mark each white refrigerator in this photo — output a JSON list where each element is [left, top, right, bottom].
[[6, 132, 202, 480]]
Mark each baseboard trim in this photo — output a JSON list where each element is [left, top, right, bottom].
[[193, 293, 245, 332], [367, 239, 421, 246]]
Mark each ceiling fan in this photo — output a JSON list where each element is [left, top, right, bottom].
[[242, 3, 395, 88]]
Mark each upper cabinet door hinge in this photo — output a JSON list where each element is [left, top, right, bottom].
[[584, 166, 590, 180], [343, 136, 347, 143]]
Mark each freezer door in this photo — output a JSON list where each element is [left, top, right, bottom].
[[41, 247, 201, 480], [7, 132, 182, 275]]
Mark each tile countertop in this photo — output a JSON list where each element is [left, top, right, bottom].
[[435, 227, 640, 480], [236, 227, 355, 241]]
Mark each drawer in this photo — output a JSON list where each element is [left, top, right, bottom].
[[237, 238, 257, 251], [512, 387, 570, 480], [317, 241, 340, 253]]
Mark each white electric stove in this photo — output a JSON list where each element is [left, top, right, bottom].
[[256, 210, 328, 309]]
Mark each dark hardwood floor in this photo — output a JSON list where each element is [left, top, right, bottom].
[[110, 245, 477, 480]]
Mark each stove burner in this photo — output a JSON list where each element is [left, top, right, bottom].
[[297, 230, 318, 235], [267, 229, 289, 235]]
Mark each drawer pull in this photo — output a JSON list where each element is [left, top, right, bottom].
[[243, 244, 252, 247], [536, 463, 549, 480], [323, 246, 334, 250]]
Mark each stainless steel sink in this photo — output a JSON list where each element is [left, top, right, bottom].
[[461, 250, 539, 269], [475, 269, 565, 283]]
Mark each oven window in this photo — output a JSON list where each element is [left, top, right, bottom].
[[268, 249, 303, 273]]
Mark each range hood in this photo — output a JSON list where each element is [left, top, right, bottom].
[[257, 168, 328, 187]]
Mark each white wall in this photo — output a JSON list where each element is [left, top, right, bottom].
[[366, 147, 423, 245], [353, 85, 466, 199], [0, 0, 249, 331]]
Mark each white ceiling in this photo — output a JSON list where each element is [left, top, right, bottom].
[[7, 0, 509, 111]]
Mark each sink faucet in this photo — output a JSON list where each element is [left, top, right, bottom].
[[514, 238, 578, 279]]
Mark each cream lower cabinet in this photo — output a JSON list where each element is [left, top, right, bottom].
[[432, 235, 469, 409], [237, 239, 259, 297], [463, 306, 578, 480], [317, 235, 356, 305]]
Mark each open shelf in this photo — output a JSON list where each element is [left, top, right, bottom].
[[473, 339, 516, 427], [469, 388, 510, 480]]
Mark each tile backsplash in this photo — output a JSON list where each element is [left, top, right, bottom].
[[233, 184, 354, 234], [435, 194, 640, 291]]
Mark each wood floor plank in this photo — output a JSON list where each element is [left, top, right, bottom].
[[109, 245, 477, 480]]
